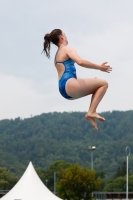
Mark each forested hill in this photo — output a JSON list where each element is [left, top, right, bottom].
[[0, 111, 133, 178]]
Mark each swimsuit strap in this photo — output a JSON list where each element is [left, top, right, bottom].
[[54, 46, 66, 64]]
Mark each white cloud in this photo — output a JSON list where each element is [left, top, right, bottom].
[[0, 74, 50, 119]]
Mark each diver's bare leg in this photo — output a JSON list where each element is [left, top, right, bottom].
[[85, 84, 108, 121]]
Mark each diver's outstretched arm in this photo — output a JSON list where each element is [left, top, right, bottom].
[[65, 46, 112, 72]]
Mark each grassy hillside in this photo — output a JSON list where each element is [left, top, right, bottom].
[[0, 111, 133, 178]]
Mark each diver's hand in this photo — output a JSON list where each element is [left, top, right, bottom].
[[99, 62, 112, 73]]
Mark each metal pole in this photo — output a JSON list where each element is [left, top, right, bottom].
[[125, 146, 131, 200], [88, 146, 96, 199], [91, 150, 93, 170], [89, 146, 96, 170], [126, 155, 128, 200], [54, 172, 56, 195], [91, 149, 93, 198]]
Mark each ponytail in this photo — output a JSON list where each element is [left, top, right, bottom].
[[42, 29, 62, 59], [43, 34, 51, 58]]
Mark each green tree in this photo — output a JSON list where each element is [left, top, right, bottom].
[[0, 167, 18, 190], [95, 170, 107, 191], [96, 170, 106, 179], [36, 160, 71, 192], [57, 164, 102, 200], [114, 161, 131, 178], [103, 175, 133, 192]]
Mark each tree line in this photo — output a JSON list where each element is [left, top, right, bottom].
[[0, 111, 133, 180]]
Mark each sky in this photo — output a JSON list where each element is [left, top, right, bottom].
[[0, 0, 133, 120]]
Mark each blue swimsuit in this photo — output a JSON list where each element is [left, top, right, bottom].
[[55, 52, 77, 99]]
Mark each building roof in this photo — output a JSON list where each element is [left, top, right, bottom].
[[1, 162, 62, 200]]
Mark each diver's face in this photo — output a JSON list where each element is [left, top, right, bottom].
[[62, 32, 68, 44]]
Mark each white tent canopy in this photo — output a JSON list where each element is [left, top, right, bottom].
[[1, 162, 63, 200]]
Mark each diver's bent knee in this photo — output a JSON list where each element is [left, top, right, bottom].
[[104, 80, 108, 88], [101, 79, 108, 87]]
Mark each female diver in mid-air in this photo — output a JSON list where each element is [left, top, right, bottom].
[[42, 29, 112, 130]]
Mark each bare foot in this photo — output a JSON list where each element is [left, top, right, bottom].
[[85, 112, 105, 122], [85, 116, 98, 130]]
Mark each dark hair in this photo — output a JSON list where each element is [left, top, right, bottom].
[[42, 29, 62, 58]]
